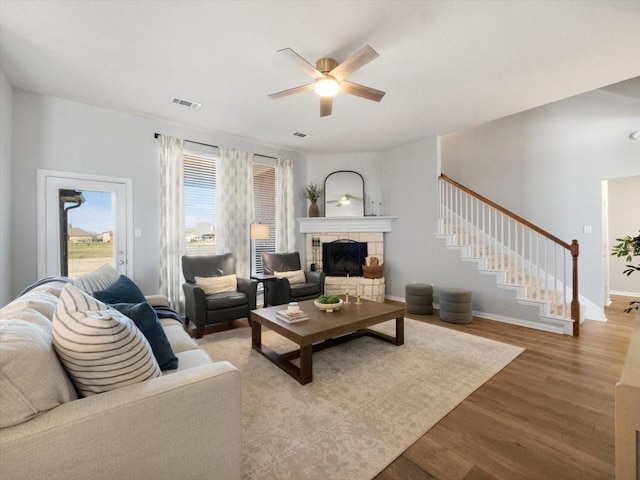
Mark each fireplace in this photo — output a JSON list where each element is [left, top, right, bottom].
[[322, 239, 367, 276]]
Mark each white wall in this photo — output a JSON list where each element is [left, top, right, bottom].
[[0, 68, 13, 306], [382, 137, 438, 297], [380, 136, 540, 325], [10, 90, 304, 298], [608, 175, 640, 296], [441, 77, 640, 316]]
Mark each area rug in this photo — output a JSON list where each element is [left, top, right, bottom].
[[197, 318, 524, 480]]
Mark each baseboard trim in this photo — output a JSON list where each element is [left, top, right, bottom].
[[609, 290, 640, 298], [389, 296, 570, 335]]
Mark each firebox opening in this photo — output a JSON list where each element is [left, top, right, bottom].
[[322, 239, 368, 276]]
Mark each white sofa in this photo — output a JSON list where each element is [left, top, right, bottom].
[[0, 279, 242, 480]]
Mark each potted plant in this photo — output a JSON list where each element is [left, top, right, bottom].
[[303, 183, 323, 217], [611, 232, 640, 313]]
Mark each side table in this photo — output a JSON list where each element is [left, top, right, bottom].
[[250, 273, 278, 308]]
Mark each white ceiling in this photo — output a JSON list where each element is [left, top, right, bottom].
[[1, 0, 639, 154]]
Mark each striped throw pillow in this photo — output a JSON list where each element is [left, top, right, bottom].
[[73, 264, 120, 295], [52, 284, 161, 397]]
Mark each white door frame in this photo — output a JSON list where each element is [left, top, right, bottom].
[[37, 169, 133, 278]]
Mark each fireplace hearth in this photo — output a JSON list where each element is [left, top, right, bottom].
[[322, 239, 367, 276]]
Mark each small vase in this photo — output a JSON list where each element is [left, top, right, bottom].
[[308, 201, 319, 217]]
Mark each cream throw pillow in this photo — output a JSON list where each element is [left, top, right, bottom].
[[0, 318, 78, 427], [195, 274, 238, 294], [52, 284, 161, 397], [274, 270, 306, 285]]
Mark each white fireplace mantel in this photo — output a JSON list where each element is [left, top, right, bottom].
[[296, 216, 398, 233]]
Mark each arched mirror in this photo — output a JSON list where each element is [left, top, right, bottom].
[[324, 171, 365, 217]]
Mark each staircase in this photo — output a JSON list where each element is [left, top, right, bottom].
[[437, 174, 582, 335]]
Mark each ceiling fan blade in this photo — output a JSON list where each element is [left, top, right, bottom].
[[320, 96, 333, 117], [268, 83, 314, 99], [278, 48, 325, 81], [340, 80, 385, 102], [329, 45, 379, 82]]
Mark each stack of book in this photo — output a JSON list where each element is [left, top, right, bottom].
[[275, 309, 309, 323]]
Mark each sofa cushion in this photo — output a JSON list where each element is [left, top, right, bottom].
[[163, 349, 213, 375], [195, 274, 238, 295], [274, 269, 306, 285], [52, 284, 161, 397], [4, 306, 51, 325], [92, 275, 147, 304], [74, 263, 120, 295], [0, 291, 59, 321], [109, 303, 178, 371], [163, 323, 199, 353], [0, 318, 78, 427]]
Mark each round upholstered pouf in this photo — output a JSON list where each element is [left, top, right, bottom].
[[439, 287, 472, 324], [405, 283, 433, 315]]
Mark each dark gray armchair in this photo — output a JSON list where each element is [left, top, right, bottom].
[[182, 253, 258, 339], [261, 252, 325, 306]]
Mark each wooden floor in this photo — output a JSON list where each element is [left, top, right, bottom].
[[374, 296, 636, 480]]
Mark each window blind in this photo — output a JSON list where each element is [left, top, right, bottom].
[[253, 164, 276, 274], [184, 153, 217, 255]]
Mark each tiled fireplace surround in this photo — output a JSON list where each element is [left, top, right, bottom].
[[297, 217, 397, 303]]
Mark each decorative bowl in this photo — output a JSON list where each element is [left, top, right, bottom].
[[314, 298, 344, 312]]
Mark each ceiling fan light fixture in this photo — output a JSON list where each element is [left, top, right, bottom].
[[314, 77, 339, 97]]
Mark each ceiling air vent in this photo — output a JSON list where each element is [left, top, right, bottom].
[[171, 97, 202, 110], [292, 132, 311, 139]]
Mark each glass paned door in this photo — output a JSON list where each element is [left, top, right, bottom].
[[38, 170, 132, 278]]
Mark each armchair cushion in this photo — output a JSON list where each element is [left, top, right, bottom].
[[274, 269, 306, 285], [262, 252, 301, 275], [195, 274, 238, 294], [290, 283, 323, 298], [205, 291, 248, 310]]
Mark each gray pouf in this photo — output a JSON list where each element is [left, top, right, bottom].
[[405, 283, 433, 315], [439, 287, 472, 324]]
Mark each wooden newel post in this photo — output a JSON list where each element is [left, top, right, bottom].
[[570, 239, 580, 336]]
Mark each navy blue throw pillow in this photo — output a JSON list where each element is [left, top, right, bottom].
[[109, 302, 179, 370], [93, 275, 147, 304]]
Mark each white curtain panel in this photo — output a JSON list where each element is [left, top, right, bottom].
[[217, 147, 254, 278], [275, 158, 296, 252], [159, 135, 185, 312]]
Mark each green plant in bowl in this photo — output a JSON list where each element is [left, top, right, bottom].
[[317, 295, 340, 304]]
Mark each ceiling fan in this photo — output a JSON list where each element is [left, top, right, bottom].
[[327, 194, 363, 207], [268, 45, 385, 117]]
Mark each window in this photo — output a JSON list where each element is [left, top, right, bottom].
[[184, 153, 217, 255], [253, 162, 276, 274], [182, 152, 276, 271]]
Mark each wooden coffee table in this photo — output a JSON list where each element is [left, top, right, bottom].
[[250, 296, 405, 384]]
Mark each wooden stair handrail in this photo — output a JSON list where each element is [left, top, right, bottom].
[[440, 173, 580, 335], [440, 174, 572, 250]]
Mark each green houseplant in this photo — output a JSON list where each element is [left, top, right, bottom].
[[611, 232, 640, 313], [303, 183, 323, 217]]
